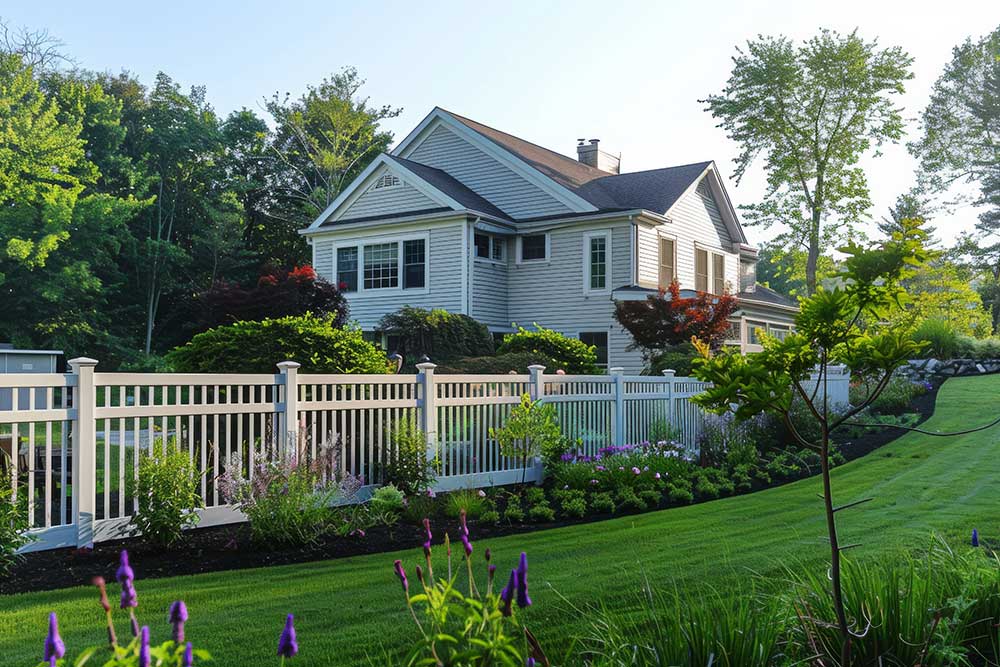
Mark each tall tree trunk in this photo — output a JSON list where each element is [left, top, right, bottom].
[[806, 229, 820, 296]]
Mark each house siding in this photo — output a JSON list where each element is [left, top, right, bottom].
[[636, 176, 739, 292], [505, 222, 644, 372], [338, 177, 439, 221], [312, 222, 466, 330], [471, 255, 509, 329], [405, 123, 571, 219]]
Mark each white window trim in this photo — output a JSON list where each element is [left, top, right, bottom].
[[516, 233, 551, 265], [655, 228, 677, 287], [332, 230, 431, 295], [582, 230, 612, 294], [473, 232, 506, 265]]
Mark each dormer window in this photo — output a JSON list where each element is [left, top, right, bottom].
[[371, 174, 401, 190]]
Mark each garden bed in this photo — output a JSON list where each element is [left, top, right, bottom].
[[2, 382, 942, 596]]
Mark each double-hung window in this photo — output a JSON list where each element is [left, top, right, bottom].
[[474, 233, 505, 262], [336, 235, 428, 293], [579, 331, 609, 368], [402, 239, 425, 289], [519, 234, 548, 262], [695, 247, 727, 294], [364, 243, 399, 289], [583, 231, 610, 292], [336, 247, 358, 292]]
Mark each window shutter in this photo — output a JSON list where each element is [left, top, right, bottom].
[[713, 253, 725, 294], [695, 248, 708, 292], [658, 238, 674, 287]]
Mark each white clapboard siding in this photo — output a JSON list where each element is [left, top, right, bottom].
[[406, 123, 571, 219], [312, 222, 466, 330], [637, 177, 740, 291], [339, 178, 440, 221], [471, 257, 509, 327]]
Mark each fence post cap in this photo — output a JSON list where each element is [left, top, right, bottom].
[[276, 361, 301, 371], [609, 366, 625, 376], [661, 369, 676, 378], [527, 364, 546, 372], [416, 362, 437, 372], [68, 357, 99, 369]]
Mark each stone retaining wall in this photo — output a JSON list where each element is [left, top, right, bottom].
[[896, 358, 1000, 382]]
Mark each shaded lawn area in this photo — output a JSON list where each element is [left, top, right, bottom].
[[2, 374, 1000, 665]]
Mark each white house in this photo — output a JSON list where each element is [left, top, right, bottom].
[[301, 108, 796, 373]]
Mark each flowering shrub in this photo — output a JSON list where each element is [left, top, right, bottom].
[[218, 445, 363, 546], [554, 440, 692, 495], [388, 512, 547, 666]]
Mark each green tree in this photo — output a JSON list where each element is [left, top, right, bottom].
[[703, 29, 913, 294], [691, 218, 931, 666], [756, 244, 837, 297], [266, 67, 401, 226]]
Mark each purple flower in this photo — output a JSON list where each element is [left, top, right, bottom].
[[169, 600, 188, 643], [516, 552, 532, 608], [488, 564, 497, 582], [973, 529, 980, 547], [596, 465, 606, 472], [426, 489, 436, 499], [590, 479, 598, 485], [120, 578, 138, 609], [277, 614, 298, 658], [138, 626, 150, 667], [182, 643, 194, 667], [422, 518, 433, 550], [527, 659, 536, 667], [461, 533, 473, 557], [631, 467, 641, 475], [499, 568, 517, 616], [654, 472, 661, 480], [116, 550, 134, 584], [43, 612, 65, 662], [459, 509, 469, 537], [477, 489, 486, 498], [484, 548, 491, 563], [393, 560, 409, 595]]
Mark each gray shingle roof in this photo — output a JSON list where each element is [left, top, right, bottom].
[[738, 285, 798, 308], [388, 155, 511, 220], [440, 109, 711, 215]]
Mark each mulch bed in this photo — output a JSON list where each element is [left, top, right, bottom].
[[2, 383, 942, 596]]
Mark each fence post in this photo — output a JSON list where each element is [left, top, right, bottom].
[[277, 361, 300, 456], [417, 362, 438, 465], [527, 365, 545, 402], [610, 367, 625, 446], [69, 357, 98, 549], [662, 368, 676, 433]]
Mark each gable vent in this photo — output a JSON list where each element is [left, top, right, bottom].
[[371, 174, 401, 190]]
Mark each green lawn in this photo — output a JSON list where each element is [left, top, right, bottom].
[[2, 374, 999, 665]]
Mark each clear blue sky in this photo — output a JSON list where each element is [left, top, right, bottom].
[[5, 0, 999, 246]]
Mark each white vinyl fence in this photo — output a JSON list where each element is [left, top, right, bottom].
[[1, 359, 712, 553]]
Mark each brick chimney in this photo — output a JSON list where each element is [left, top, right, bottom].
[[576, 138, 620, 174]]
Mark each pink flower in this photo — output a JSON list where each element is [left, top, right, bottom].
[[590, 479, 599, 485], [654, 472, 662, 480], [631, 467, 641, 475], [477, 490, 486, 498]]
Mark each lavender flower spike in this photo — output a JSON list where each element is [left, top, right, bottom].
[[138, 626, 150, 667], [516, 552, 532, 608], [499, 569, 517, 617], [394, 559, 409, 595], [120, 578, 138, 609], [43, 612, 65, 663], [116, 550, 134, 584], [277, 614, 298, 658], [182, 642, 194, 667], [973, 529, 980, 547], [461, 533, 473, 558], [169, 600, 188, 643]]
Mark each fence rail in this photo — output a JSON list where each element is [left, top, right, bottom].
[[2, 359, 712, 553]]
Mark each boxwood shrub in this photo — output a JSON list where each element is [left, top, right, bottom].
[[377, 306, 493, 365], [167, 313, 389, 373], [497, 325, 600, 374]]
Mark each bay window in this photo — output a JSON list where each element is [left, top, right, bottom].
[[335, 234, 428, 293]]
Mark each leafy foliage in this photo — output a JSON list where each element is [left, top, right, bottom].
[[382, 418, 435, 496], [691, 217, 932, 664], [376, 306, 493, 365], [130, 438, 203, 549], [435, 351, 560, 375], [496, 325, 598, 374], [195, 264, 349, 334], [704, 29, 913, 293], [0, 482, 33, 576], [912, 317, 961, 358], [490, 395, 565, 481], [166, 313, 389, 374], [615, 280, 739, 353]]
